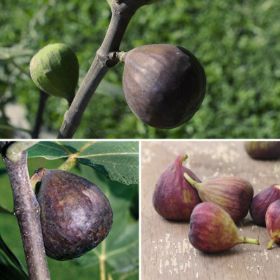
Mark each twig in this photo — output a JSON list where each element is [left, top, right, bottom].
[[57, 0, 149, 138], [1, 142, 50, 280], [31, 90, 49, 138]]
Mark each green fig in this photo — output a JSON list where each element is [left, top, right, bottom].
[[30, 43, 79, 103], [32, 168, 113, 260]]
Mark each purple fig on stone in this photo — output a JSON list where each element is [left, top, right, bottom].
[[245, 141, 280, 160], [153, 155, 201, 222], [189, 202, 259, 253], [184, 174, 254, 223], [250, 184, 280, 226], [265, 199, 280, 250]]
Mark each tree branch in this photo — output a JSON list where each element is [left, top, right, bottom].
[[31, 90, 49, 139], [57, 1, 147, 138], [2, 142, 50, 280]]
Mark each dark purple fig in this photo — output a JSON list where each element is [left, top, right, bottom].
[[250, 184, 280, 226], [265, 199, 280, 249], [245, 141, 280, 160], [122, 44, 206, 129], [189, 202, 259, 253], [32, 168, 113, 260], [184, 174, 253, 223], [153, 155, 201, 222]]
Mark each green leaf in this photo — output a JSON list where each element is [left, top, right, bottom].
[[27, 141, 77, 159], [0, 206, 13, 216], [28, 141, 139, 186], [77, 142, 139, 185], [0, 234, 28, 280]]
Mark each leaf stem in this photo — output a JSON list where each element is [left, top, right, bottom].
[[100, 240, 107, 280]]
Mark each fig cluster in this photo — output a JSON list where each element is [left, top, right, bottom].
[[153, 153, 280, 253], [32, 168, 113, 260]]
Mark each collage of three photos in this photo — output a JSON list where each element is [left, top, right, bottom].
[[1, 1, 280, 279]]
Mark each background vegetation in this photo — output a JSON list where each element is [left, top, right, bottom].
[[1, 0, 280, 138], [0, 141, 139, 279]]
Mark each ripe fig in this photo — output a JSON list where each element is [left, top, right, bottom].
[[122, 44, 206, 128], [245, 141, 280, 160], [33, 168, 113, 260], [189, 202, 259, 253], [265, 199, 280, 249], [153, 155, 201, 222], [250, 184, 280, 226], [184, 174, 254, 223], [30, 43, 79, 103]]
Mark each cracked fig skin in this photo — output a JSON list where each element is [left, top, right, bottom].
[[34, 169, 113, 260], [153, 155, 201, 222], [184, 174, 253, 223], [189, 202, 259, 253], [122, 44, 206, 129], [250, 184, 280, 226]]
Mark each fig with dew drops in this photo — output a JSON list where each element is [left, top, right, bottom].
[[153, 155, 201, 222], [32, 168, 113, 260], [122, 44, 206, 129], [189, 202, 260, 253], [184, 174, 254, 223], [265, 199, 280, 250], [250, 184, 280, 226]]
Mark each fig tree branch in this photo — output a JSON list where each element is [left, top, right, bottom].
[[57, 0, 149, 138], [1, 142, 50, 280], [31, 90, 49, 138]]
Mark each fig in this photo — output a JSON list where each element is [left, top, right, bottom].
[[265, 199, 280, 249], [122, 44, 206, 128], [250, 184, 280, 226], [184, 174, 253, 223], [189, 202, 259, 253], [153, 155, 201, 222], [33, 168, 113, 260], [245, 141, 280, 160], [30, 43, 79, 103]]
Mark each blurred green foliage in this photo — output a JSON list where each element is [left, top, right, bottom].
[[1, 0, 280, 138]]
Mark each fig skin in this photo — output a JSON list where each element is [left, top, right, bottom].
[[122, 44, 206, 129], [184, 174, 254, 223], [189, 202, 259, 253], [245, 141, 280, 160], [250, 184, 280, 226], [153, 155, 201, 222], [34, 169, 113, 260], [265, 199, 280, 249]]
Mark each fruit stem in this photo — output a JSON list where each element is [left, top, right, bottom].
[[184, 172, 202, 190], [239, 236, 260, 245], [267, 239, 275, 250], [181, 154, 188, 163]]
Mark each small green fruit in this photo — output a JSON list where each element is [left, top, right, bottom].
[[30, 43, 79, 103]]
